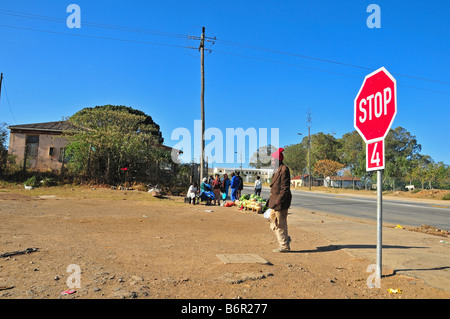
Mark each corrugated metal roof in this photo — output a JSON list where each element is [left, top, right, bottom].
[[7, 121, 75, 132]]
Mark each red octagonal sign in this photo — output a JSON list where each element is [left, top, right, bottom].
[[354, 67, 397, 143]]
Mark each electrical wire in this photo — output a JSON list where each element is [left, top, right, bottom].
[[211, 49, 362, 79], [213, 38, 450, 86], [0, 79, 17, 124], [1, 7, 449, 93], [0, 24, 189, 49], [211, 49, 450, 95], [0, 8, 188, 39]]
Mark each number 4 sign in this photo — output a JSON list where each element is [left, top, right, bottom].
[[366, 139, 384, 171]]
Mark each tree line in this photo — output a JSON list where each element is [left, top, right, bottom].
[[251, 127, 449, 190], [1, 107, 448, 191]]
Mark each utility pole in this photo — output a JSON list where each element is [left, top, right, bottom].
[[235, 150, 242, 171], [0, 73, 3, 102], [307, 111, 312, 190], [240, 149, 242, 171], [188, 27, 214, 183], [199, 27, 205, 184]]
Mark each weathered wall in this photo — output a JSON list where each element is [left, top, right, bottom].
[[8, 132, 68, 171]]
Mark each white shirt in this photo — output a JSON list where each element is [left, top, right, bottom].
[[187, 185, 197, 198]]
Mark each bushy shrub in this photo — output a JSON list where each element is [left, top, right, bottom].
[[41, 177, 56, 187], [24, 176, 39, 187]]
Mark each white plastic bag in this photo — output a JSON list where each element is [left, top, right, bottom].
[[263, 208, 272, 220]]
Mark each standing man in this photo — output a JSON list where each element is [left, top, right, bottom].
[[267, 148, 292, 252], [211, 174, 222, 206], [254, 176, 262, 196], [221, 174, 230, 203], [230, 172, 240, 202], [236, 171, 244, 199]]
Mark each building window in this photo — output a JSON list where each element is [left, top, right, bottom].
[[49, 147, 55, 157], [26, 135, 39, 144]]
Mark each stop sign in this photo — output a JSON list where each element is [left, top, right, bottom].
[[354, 67, 397, 143]]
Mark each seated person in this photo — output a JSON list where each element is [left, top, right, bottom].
[[187, 182, 198, 204], [200, 177, 214, 205]]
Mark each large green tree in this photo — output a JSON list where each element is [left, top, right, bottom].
[[337, 130, 365, 181], [411, 155, 432, 189], [310, 132, 340, 165], [73, 105, 164, 143], [283, 143, 308, 177], [283, 132, 340, 178], [435, 162, 450, 189], [411, 158, 449, 189], [64, 105, 167, 184], [384, 126, 421, 189]]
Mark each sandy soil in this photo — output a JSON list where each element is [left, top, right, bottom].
[[0, 186, 449, 300]]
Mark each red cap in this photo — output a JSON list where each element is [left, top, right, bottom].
[[271, 148, 284, 161]]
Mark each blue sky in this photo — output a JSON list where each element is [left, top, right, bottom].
[[0, 0, 448, 167]]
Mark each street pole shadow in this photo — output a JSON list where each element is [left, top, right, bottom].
[[384, 266, 450, 277], [293, 244, 428, 254]]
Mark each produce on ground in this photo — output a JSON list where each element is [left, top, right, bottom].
[[234, 194, 267, 213]]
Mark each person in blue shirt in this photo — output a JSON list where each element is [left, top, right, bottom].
[[230, 172, 240, 202], [200, 177, 214, 205]]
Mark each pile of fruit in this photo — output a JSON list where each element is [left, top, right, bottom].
[[235, 194, 267, 214]]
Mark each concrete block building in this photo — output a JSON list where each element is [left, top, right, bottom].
[[7, 121, 73, 171]]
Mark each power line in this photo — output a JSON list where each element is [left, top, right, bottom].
[[0, 9, 218, 52], [1, 7, 448, 94], [211, 48, 362, 79], [0, 78, 17, 124], [0, 24, 189, 49], [210, 49, 450, 95], [2, 22, 448, 96], [2, 7, 448, 87], [214, 38, 450, 86], [0, 8, 188, 39], [217, 38, 374, 71]]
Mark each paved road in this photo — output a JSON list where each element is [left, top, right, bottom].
[[244, 186, 450, 230]]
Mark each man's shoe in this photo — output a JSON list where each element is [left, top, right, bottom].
[[273, 247, 290, 253]]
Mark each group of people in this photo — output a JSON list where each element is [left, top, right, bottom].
[[186, 147, 293, 253], [186, 171, 244, 206]]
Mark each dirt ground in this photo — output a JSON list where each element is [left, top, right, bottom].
[[0, 186, 449, 300]]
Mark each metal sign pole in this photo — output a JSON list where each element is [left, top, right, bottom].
[[376, 169, 383, 281]]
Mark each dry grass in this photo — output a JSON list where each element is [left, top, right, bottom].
[[0, 183, 183, 206]]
